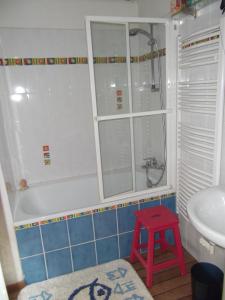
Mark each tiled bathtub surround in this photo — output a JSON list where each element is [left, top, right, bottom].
[[16, 193, 176, 284]]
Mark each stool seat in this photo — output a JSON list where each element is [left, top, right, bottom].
[[130, 205, 186, 287], [135, 206, 179, 229]]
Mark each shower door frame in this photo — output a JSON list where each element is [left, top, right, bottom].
[[86, 16, 176, 203]]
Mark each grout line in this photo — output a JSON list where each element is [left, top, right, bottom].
[[115, 207, 121, 258], [71, 240, 95, 247], [119, 230, 134, 236], [66, 218, 74, 272], [39, 225, 49, 279], [45, 246, 70, 254], [91, 213, 98, 265], [20, 252, 44, 260]]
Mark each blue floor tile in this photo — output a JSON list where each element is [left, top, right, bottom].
[[165, 229, 175, 245], [41, 221, 69, 251], [72, 242, 96, 270], [119, 232, 133, 258], [93, 210, 117, 239], [96, 236, 119, 264], [16, 227, 42, 258], [141, 229, 160, 250], [22, 255, 46, 284], [161, 195, 176, 213], [117, 204, 138, 233], [46, 248, 72, 278], [68, 215, 94, 245], [140, 199, 160, 210]]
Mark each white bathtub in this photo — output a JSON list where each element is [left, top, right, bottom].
[[13, 170, 169, 226], [14, 175, 100, 224]]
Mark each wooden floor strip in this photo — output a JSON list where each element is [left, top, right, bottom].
[[150, 274, 191, 296], [153, 283, 192, 300], [131, 249, 196, 300]]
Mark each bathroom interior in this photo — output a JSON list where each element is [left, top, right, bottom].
[[0, 0, 225, 299]]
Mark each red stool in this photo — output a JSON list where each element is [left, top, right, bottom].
[[130, 205, 186, 287]]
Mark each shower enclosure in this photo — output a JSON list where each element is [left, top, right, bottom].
[[86, 17, 174, 202]]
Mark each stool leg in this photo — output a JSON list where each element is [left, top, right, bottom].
[[130, 220, 141, 263], [173, 224, 186, 276], [146, 229, 155, 288], [159, 230, 167, 252]]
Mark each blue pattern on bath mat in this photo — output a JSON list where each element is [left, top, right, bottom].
[[124, 295, 144, 300], [114, 281, 136, 295], [29, 290, 52, 300], [68, 278, 112, 300], [106, 267, 127, 281]]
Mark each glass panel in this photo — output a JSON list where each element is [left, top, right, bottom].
[[129, 23, 166, 112], [99, 119, 133, 198], [91, 22, 130, 116], [134, 115, 167, 192]]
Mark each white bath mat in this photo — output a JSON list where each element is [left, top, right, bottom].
[[18, 259, 154, 300]]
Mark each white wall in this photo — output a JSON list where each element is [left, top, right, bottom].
[[0, 0, 138, 29], [0, 0, 139, 189], [138, 0, 170, 18]]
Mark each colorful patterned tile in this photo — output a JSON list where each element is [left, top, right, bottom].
[[40, 216, 67, 225], [117, 200, 138, 208], [0, 48, 168, 69], [47, 58, 56, 65], [67, 210, 92, 220], [108, 57, 116, 63], [56, 57, 67, 64], [15, 222, 39, 231], [92, 205, 117, 214], [23, 58, 32, 65], [15, 58, 23, 65], [32, 58, 46, 65]]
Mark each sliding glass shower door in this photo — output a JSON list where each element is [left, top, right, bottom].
[[86, 17, 170, 202]]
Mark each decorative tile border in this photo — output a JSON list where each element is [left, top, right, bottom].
[[15, 192, 175, 230], [40, 216, 67, 225], [92, 205, 117, 214], [117, 200, 139, 208], [139, 48, 166, 62], [182, 34, 220, 50], [15, 222, 40, 230], [0, 48, 166, 67], [67, 210, 92, 220]]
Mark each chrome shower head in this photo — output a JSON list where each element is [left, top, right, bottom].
[[129, 28, 156, 46]]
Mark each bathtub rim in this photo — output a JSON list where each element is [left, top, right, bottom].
[[14, 186, 175, 226]]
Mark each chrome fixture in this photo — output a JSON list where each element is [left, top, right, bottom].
[[129, 28, 156, 46], [130, 24, 167, 188], [129, 25, 159, 92], [142, 157, 165, 188]]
